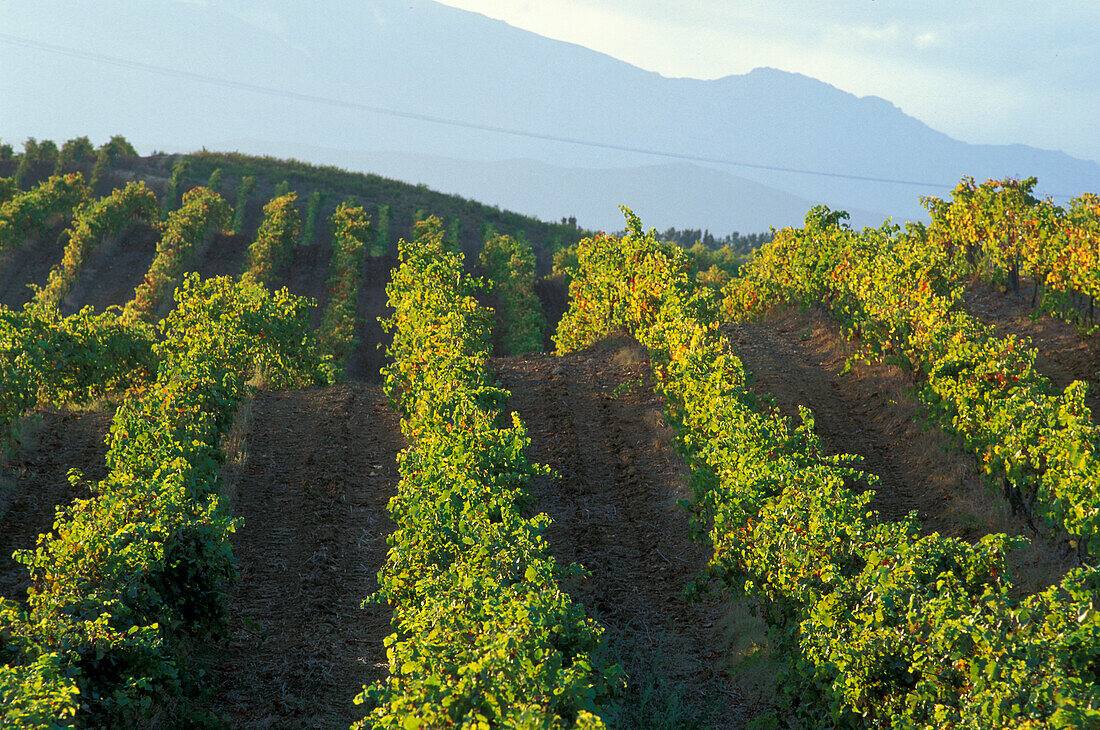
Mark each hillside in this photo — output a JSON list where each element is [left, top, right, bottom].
[[2, 147, 1099, 728], [111, 151, 588, 269], [0, 148, 589, 370]]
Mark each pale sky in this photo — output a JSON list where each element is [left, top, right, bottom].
[[437, 1, 1100, 163]]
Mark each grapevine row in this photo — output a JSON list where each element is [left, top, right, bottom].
[[0, 177, 18, 205], [123, 187, 230, 322], [317, 202, 370, 373], [300, 190, 322, 247], [357, 217, 617, 728], [923, 177, 1100, 328], [241, 192, 300, 287], [230, 175, 256, 235], [164, 158, 189, 218], [479, 232, 546, 354], [0, 274, 331, 727], [725, 208, 1100, 555], [0, 303, 156, 456], [33, 181, 160, 309], [556, 208, 1099, 728], [0, 174, 87, 257]]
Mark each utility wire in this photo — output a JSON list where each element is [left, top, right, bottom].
[[0, 32, 1085, 199]]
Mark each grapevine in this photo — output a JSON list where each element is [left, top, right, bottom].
[[0, 173, 88, 257], [557, 208, 1100, 728], [124, 186, 230, 322], [34, 181, 160, 309], [317, 202, 369, 374], [0, 274, 331, 727], [241, 192, 300, 286], [357, 216, 619, 728], [479, 232, 546, 354], [726, 208, 1100, 554]]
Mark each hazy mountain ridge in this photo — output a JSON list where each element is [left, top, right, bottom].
[[2, 0, 1097, 230], [213, 140, 888, 232]]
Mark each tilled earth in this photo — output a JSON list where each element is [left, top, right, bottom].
[[0, 225, 69, 310], [210, 383, 404, 729], [61, 223, 159, 313], [494, 337, 757, 729]]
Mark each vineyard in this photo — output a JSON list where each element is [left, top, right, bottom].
[[0, 138, 1098, 728]]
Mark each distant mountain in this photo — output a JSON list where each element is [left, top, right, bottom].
[[215, 141, 888, 232], [2, 0, 1098, 229]]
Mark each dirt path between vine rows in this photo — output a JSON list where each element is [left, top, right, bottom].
[[0, 408, 111, 602], [494, 338, 766, 730], [271, 240, 333, 331], [65, 223, 159, 312], [346, 253, 396, 381], [725, 307, 1077, 594], [189, 231, 251, 282], [0, 224, 69, 309], [962, 282, 1100, 420], [211, 383, 403, 729]]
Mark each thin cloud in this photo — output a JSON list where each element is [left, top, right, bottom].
[[851, 24, 901, 42], [914, 32, 937, 49]]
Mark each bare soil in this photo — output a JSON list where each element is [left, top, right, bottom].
[[0, 225, 68, 309], [189, 231, 251, 281], [210, 383, 403, 729], [533, 275, 569, 352], [0, 408, 111, 601], [494, 338, 764, 729], [271, 242, 333, 330], [64, 223, 159, 312], [346, 254, 397, 381], [726, 307, 1078, 594]]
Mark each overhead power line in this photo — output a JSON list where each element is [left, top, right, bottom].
[[0, 32, 1084, 199]]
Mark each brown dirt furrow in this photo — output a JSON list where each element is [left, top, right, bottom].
[[0, 226, 68, 309], [962, 282, 1100, 419], [272, 242, 332, 331], [188, 231, 251, 281], [65, 223, 159, 313], [0, 408, 111, 601], [494, 338, 759, 729], [533, 275, 569, 352], [726, 307, 1076, 594], [346, 254, 395, 381], [211, 382, 403, 730]]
